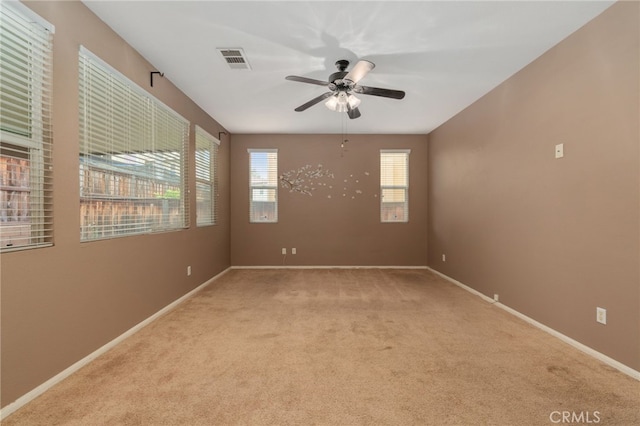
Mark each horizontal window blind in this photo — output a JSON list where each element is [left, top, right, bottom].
[[248, 149, 277, 223], [380, 149, 410, 223], [195, 126, 219, 226], [0, 2, 54, 251], [78, 47, 189, 241]]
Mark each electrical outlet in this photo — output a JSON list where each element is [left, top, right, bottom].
[[187, 266, 191, 276], [442, 254, 446, 262], [555, 143, 564, 159], [281, 248, 286, 255], [292, 248, 296, 255], [596, 307, 607, 325], [493, 294, 499, 302]]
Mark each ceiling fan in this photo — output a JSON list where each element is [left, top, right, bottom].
[[285, 59, 405, 119]]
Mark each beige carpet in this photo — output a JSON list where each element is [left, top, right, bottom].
[[4, 269, 639, 425]]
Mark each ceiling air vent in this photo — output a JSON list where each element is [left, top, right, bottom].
[[217, 48, 251, 70]]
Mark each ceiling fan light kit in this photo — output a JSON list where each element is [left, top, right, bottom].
[[285, 59, 405, 119], [325, 92, 360, 113]]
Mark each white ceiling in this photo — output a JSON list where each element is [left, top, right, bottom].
[[82, 1, 614, 135]]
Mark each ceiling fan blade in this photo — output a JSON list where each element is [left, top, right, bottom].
[[354, 85, 405, 100], [344, 60, 375, 84], [294, 92, 334, 112], [286, 75, 329, 86], [347, 105, 361, 120]]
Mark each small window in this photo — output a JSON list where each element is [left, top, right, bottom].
[[195, 126, 219, 226], [0, 3, 54, 251], [248, 149, 277, 223], [380, 150, 410, 223], [78, 47, 189, 241]]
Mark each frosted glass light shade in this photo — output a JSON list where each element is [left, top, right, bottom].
[[325, 94, 339, 111], [347, 94, 361, 109], [325, 92, 360, 112]]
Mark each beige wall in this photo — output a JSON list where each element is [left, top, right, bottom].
[[428, 1, 639, 370], [3, 0, 637, 413], [0, 1, 231, 407], [230, 134, 428, 266]]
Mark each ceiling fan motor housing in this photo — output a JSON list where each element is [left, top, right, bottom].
[[329, 71, 349, 87], [329, 60, 351, 89]]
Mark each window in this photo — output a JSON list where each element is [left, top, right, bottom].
[[380, 149, 410, 222], [195, 126, 219, 226], [0, 3, 54, 251], [78, 47, 189, 241], [248, 149, 277, 223]]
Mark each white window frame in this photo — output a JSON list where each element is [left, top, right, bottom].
[[380, 149, 410, 223], [195, 126, 219, 227], [78, 46, 190, 242], [248, 149, 278, 223], [0, 2, 54, 252]]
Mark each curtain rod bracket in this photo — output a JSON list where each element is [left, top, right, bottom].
[[150, 71, 164, 87], [218, 131, 228, 139]]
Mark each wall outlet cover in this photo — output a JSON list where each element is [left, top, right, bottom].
[[596, 307, 607, 325]]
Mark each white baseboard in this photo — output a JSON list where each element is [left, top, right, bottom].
[[230, 265, 429, 270], [427, 267, 496, 304], [0, 267, 231, 421], [427, 267, 640, 382]]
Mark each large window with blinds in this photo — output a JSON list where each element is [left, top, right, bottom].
[[78, 47, 189, 241], [248, 149, 277, 223], [195, 126, 219, 227], [0, 3, 54, 251], [380, 149, 410, 223]]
